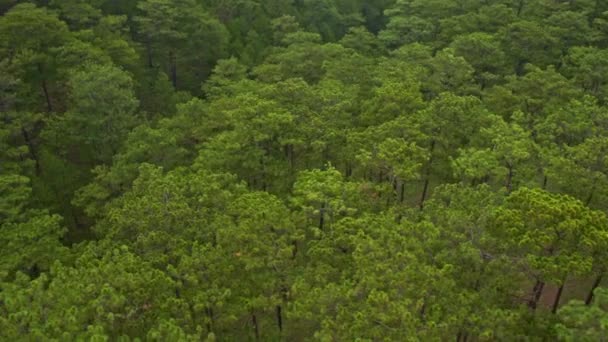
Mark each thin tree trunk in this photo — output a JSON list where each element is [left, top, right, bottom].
[[37, 64, 53, 112], [542, 175, 548, 189], [516, 0, 525, 16], [586, 274, 603, 305], [285, 145, 295, 171], [276, 305, 283, 333], [419, 299, 427, 321], [456, 330, 470, 341], [400, 181, 405, 203], [206, 307, 214, 333], [585, 187, 596, 206], [251, 312, 260, 340], [419, 177, 431, 209], [552, 281, 566, 313], [419, 140, 436, 210], [392, 176, 397, 195], [319, 202, 326, 230], [41, 79, 52, 112], [505, 162, 514, 193], [529, 280, 545, 310]]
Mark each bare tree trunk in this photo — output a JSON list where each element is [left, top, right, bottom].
[[505, 162, 514, 193], [552, 282, 566, 313], [37, 64, 53, 112], [41, 79, 52, 112], [206, 307, 214, 333], [251, 311, 260, 340], [586, 274, 603, 305], [528, 280, 545, 310], [419, 140, 436, 210], [285, 144, 295, 171], [276, 305, 283, 333], [419, 178, 431, 209], [319, 202, 326, 230]]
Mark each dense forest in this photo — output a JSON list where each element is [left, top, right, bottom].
[[2, 0, 608, 340]]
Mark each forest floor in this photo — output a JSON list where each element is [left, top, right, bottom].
[[538, 276, 608, 309]]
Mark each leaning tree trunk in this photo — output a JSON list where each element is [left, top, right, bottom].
[[552, 278, 567, 314], [586, 273, 604, 305], [37, 64, 53, 112], [528, 279, 545, 310]]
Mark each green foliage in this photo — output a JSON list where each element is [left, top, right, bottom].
[[0, 244, 178, 340], [3, 0, 608, 340], [0, 174, 67, 281], [0, 3, 72, 112], [557, 288, 608, 341], [135, 0, 229, 92]]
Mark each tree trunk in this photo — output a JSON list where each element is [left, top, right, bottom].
[[400, 181, 405, 203], [542, 175, 548, 189], [528, 280, 545, 310], [585, 187, 595, 206], [285, 144, 295, 171], [419, 140, 436, 210], [586, 274, 603, 305], [276, 305, 283, 333], [419, 178, 431, 210], [505, 162, 514, 193], [552, 282, 566, 313], [319, 202, 326, 230], [41, 79, 52, 112], [206, 307, 214, 333], [419, 299, 427, 321], [516, 0, 525, 16], [251, 312, 260, 340], [37, 64, 53, 112]]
